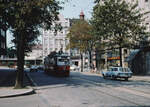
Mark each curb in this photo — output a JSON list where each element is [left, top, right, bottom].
[[0, 87, 35, 98]]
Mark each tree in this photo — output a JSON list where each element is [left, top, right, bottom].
[[67, 20, 94, 71], [7, 47, 17, 58], [0, 0, 62, 88], [91, 0, 150, 67]]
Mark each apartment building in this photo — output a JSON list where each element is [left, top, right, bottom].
[[25, 44, 43, 60], [42, 14, 70, 58]]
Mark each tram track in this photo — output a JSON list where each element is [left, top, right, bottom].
[[69, 76, 150, 106], [71, 75, 150, 95], [28, 71, 150, 106]]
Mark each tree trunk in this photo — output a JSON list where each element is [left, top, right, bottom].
[[14, 33, 25, 89], [80, 53, 83, 72], [89, 50, 92, 69], [119, 47, 122, 67], [95, 49, 99, 69]]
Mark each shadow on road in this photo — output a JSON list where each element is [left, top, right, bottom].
[[28, 71, 150, 90], [0, 68, 30, 87], [0, 69, 17, 87]]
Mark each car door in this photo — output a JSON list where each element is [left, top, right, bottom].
[[107, 68, 112, 77], [111, 67, 119, 77]]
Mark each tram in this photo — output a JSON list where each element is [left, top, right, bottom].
[[44, 51, 70, 77]]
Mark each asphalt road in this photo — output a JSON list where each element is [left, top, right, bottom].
[[1, 70, 150, 107]]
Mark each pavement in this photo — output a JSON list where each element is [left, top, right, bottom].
[[0, 66, 34, 98]]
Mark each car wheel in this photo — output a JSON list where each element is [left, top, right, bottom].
[[110, 75, 114, 79], [112, 75, 116, 80], [102, 74, 106, 79]]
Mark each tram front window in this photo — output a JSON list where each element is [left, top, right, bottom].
[[57, 59, 69, 65]]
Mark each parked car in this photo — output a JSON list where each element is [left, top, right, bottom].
[[30, 65, 38, 72], [102, 67, 132, 81], [70, 64, 77, 71], [37, 65, 44, 70], [70, 64, 79, 71]]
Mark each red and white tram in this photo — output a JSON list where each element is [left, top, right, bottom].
[[44, 51, 70, 77]]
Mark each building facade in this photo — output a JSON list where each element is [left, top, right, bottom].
[[127, 47, 150, 75], [42, 14, 70, 58], [24, 44, 43, 65], [127, 0, 150, 32], [25, 44, 43, 60]]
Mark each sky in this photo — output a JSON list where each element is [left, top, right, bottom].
[[60, 0, 95, 19], [7, 0, 95, 47]]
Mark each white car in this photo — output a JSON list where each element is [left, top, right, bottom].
[[37, 65, 44, 70], [30, 65, 38, 72], [70, 65, 79, 71], [102, 67, 132, 81]]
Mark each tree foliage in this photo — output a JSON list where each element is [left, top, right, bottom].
[[7, 47, 17, 58], [91, 0, 150, 66], [67, 20, 93, 52], [67, 20, 96, 71]]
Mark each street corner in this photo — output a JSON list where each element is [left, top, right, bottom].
[[0, 86, 35, 98]]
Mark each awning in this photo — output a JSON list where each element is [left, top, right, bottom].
[[107, 56, 120, 60]]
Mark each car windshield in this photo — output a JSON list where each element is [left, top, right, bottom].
[[111, 68, 118, 71]]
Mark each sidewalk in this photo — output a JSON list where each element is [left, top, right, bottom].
[[0, 87, 34, 98], [0, 67, 34, 98], [131, 75, 150, 82]]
